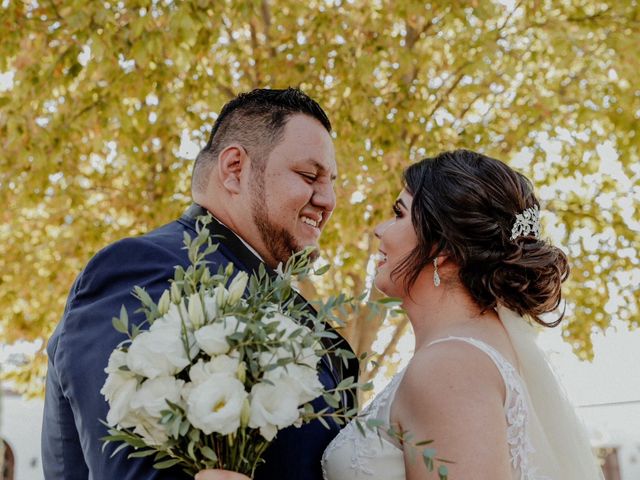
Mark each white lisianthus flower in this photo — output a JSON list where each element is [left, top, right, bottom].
[[265, 311, 308, 342], [188, 293, 205, 329], [129, 376, 185, 445], [227, 271, 249, 305], [298, 345, 322, 369], [130, 376, 185, 417], [151, 300, 200, 354], [127, 327, 191, 378], [257, 346, 293, 368], [194, 316, 243, 356], [249, 379, 301, 441], [131, 415, 171, 447], [188, 355, 240, 384], [185, 373, 248, 435], [104, 348, 130, 374], [101, 349, 139, 427], [263, 363, 323, 404], [152, 300, 188, 331]]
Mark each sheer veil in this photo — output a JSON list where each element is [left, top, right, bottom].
[[496, 305, 603, 480]]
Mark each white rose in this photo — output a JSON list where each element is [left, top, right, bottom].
[[127, 328, 191, 378], [263, 363, 323, 405], [129, 376, 185, 445], [101, 349, 139, 427], [249, 379, 301, 441], [194, 316, 242, 356], [185, 373, 248, 435], [188, 355, 240, 384]]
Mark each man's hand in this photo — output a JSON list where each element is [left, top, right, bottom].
[[195, 470, 252, 480]]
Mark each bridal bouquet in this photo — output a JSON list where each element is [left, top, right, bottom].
[[100, 215, 359, 476]]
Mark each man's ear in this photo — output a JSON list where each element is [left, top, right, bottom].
[[218, 144, 248, 194]]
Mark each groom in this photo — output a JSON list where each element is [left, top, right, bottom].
[[42, 88, 358, 480]]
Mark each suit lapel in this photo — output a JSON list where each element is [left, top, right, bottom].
[[181, 203, 265, 274]]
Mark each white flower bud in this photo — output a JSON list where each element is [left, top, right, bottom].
[[227, 272, 248, 306], [188, 293, 205, 328], [240, 397, 251, 428], [171, 282, 182, 303], [236, 361, 247, 383], [157, 290, 171, 315], [225, 262, 234, 277], [201, 268, 211, 284], [215, 285, 229, 309]]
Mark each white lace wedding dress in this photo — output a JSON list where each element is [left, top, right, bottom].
[[322, 317, 603, 480], [322, 336, 543, 479]]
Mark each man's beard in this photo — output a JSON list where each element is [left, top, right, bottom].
[[250, 172, 319, 266]]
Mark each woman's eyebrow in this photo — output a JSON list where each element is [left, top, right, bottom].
[[395, 198, 408, 210]]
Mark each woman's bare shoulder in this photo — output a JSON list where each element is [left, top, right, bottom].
[[395, 339, 506, 414]]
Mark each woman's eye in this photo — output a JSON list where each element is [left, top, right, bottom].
[[300, 172, 317, 182], [392, 205, 402, 218]]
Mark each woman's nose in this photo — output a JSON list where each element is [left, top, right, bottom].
[[374, 219, 393, 239]]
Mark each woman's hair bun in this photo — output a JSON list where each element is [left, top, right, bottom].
[[475, 237, 570, 326]]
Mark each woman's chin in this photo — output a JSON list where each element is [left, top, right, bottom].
[[373, 277, 392, 297]]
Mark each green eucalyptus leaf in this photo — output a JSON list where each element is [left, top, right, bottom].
[[153, 458, 182, 469]]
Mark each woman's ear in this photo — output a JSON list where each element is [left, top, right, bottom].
[[218, 144, 248, 194], [435, 252, 450, 265]]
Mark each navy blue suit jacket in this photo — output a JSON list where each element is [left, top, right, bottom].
[[42, 204, 358, 480]]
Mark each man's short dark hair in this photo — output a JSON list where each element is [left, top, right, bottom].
[[192, 88, 332, 193]]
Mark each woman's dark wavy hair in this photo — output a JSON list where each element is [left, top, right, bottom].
[[393, 149, 569, 327]]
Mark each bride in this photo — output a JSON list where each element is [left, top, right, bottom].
[[197, 149, 602, 479]]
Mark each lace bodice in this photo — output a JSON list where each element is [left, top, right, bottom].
[[321, 364, 407, 480], [321, 336, 551, 480]]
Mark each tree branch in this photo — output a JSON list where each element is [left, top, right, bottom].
[[260, 0, 276, 58], [424, 62, 471, 123]]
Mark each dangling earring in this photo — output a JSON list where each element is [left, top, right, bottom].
[[433, 258, 440, 287]]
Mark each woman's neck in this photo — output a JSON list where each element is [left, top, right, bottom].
[[401, 281, 499, 351]]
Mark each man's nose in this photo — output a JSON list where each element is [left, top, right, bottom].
[[312, 182, 336, 213]]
